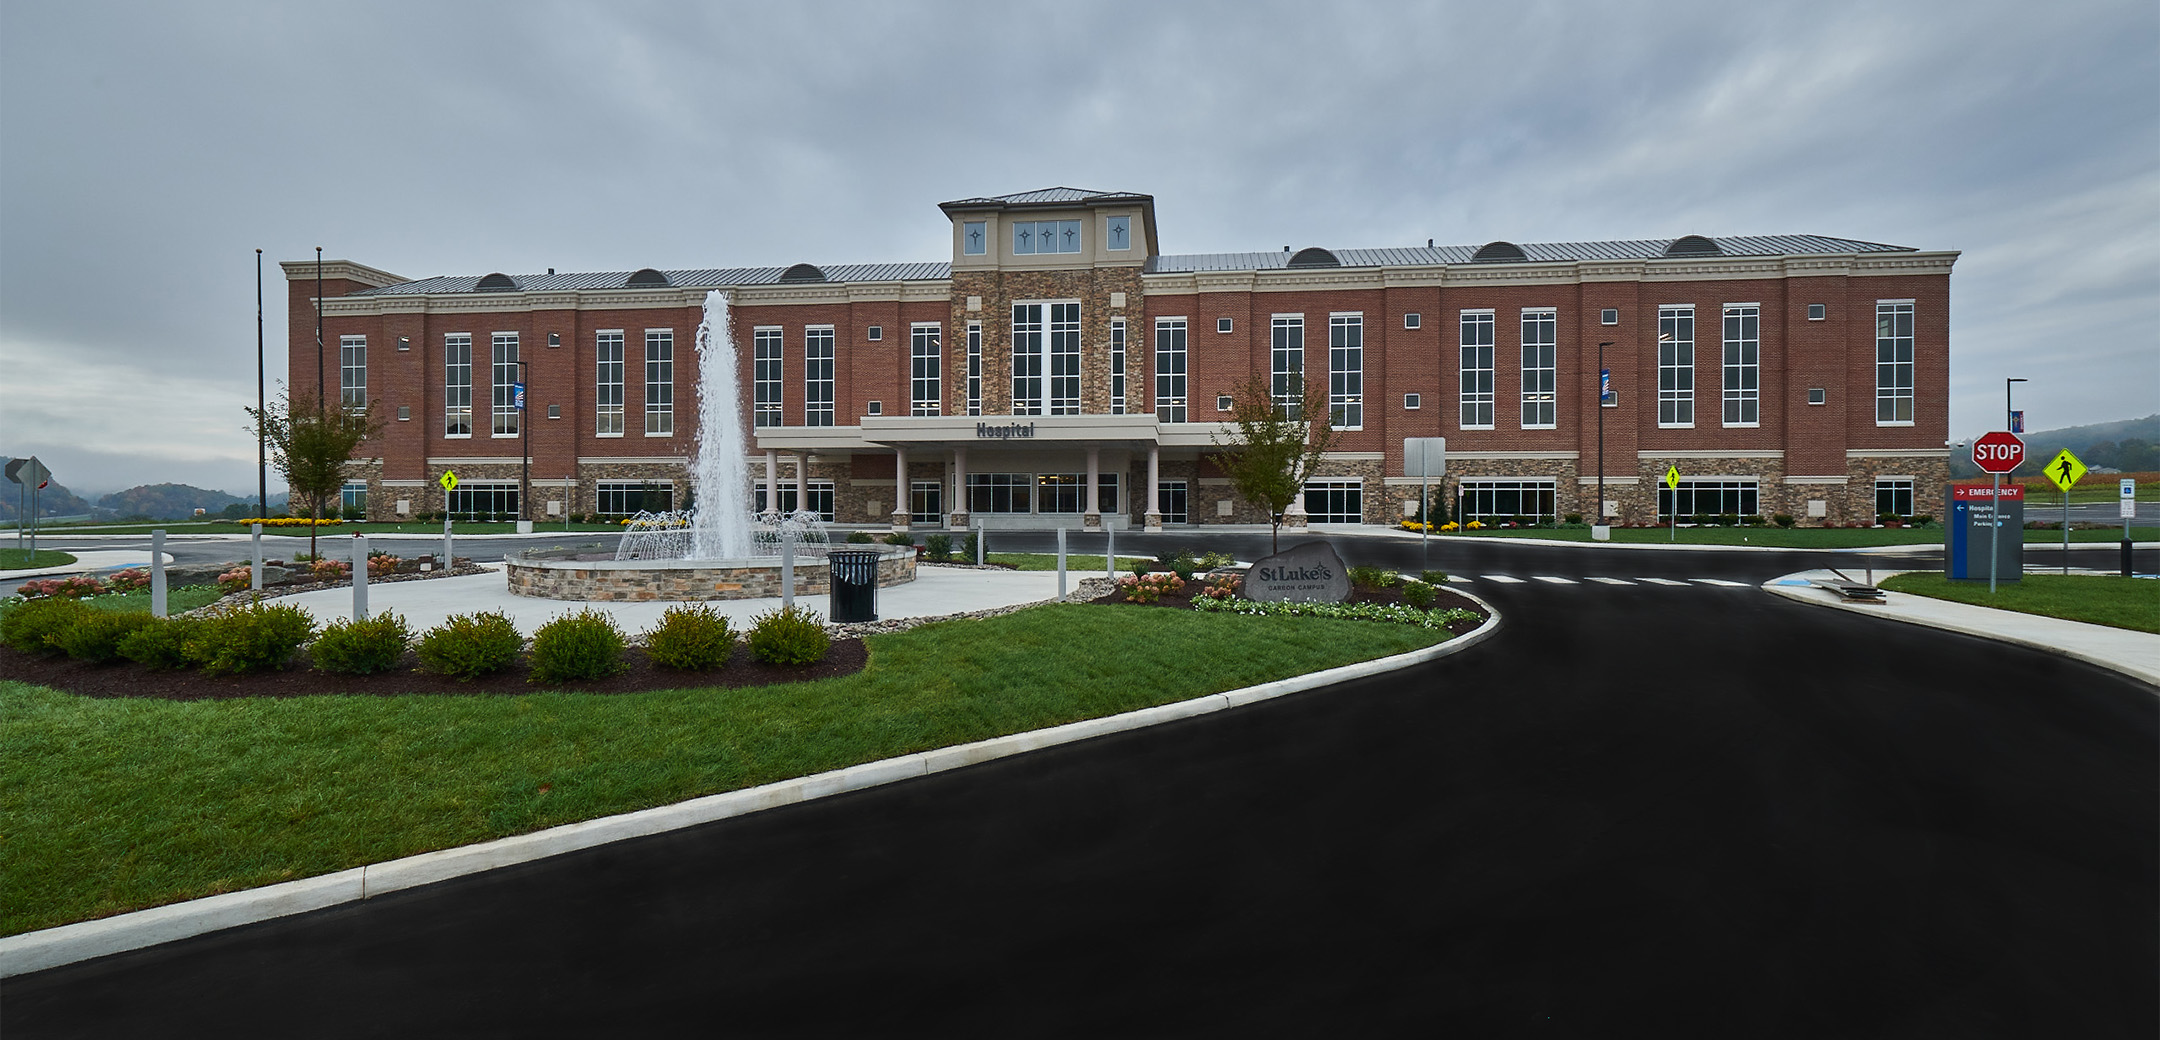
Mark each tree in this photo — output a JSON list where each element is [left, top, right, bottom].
[[249, 390, 382, 560], [1207, 375, 1339, 555]]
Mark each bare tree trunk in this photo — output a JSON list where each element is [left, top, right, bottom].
[[309, 496, 320, 561]]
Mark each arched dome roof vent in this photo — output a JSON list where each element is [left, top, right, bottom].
[[1664, 235, 1722, 257], [475, 272, 518, 291], [1471, 241, 1527, 262], [1286, 246, 1341, 269], [626, 268, 671, 287], [779, 262, 827, 283]]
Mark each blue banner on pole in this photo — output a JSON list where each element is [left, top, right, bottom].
[[1599, 368, 1613, 404], [513, 383, 526, 411], [2009, 410, 2023, 433]]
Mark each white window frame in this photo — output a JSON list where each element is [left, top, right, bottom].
[[1012, 219, 1081, 255], [1875, 300, 1915, 426], [1722, 304, 1760, 427], [1458, 310, 1495, 430], [1010, 303, 1044, 415], [1105, 214, 1131, 251], [595, 330, 624, 437], [965, 321, 982, 416], [910, 323, 942, 416], [444, 333, 472, 438], [644, 329, 673, 436], [1520, 308, 1556, 430], [491, 332, 520, 437], [1875, 477, 1917, 518], [1329, 313, 1364, 430], [962, 221, 987, 256], [1302, 478, 1364, 524], [1155, 318, 1187, 423], [1658, 305, 1695, 428], [1048, 302, 1081, 415], [753, 326, 783, 428], [1109, 318, 1126, 415], [1458, 479, 1558, 524], [339, 335, 366, 411], [1270, 314, 1305, 419], [804, 325, 835, 427], [1658, 479, 1759, 520]]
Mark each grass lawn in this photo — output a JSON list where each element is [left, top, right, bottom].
[[40, 520, 628, 537], [0, 603, 1448, 936], [1879, 572, 2160, 633], [1420, 526, 2160, 548], [0, 549, 77, 571], [979, 552, 1158, 572], [0, 586, 223, 619]]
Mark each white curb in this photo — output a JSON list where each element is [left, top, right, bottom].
[[0, 593, 1500, 978]]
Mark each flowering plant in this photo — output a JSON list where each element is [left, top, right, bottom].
[[241, 517, 345, 528], [1438, 521, 1460, 531], [1200, 573, 1242, 601], [107, 568, 152, 593], [309, 558, 353, 582], [367, 554, 400, 579], [217, 568, 253, 594], [1115, 572, 1186, 604], [17, 575, 108, 599]]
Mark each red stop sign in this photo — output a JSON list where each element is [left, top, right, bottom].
[[1972, 431, 2025, 474]]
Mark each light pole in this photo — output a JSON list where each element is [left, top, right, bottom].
[[315, 247, 324, 404], [514, 360, 530, 524], [256, 249, 267, 518], [1596, 341, 1613, 529]]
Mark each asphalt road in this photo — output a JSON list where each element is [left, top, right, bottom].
[[9, 535, 2154, 1037]]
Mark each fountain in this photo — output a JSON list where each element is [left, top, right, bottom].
[[506, 291, 914, 602]]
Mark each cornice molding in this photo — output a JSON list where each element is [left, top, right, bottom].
[[1644, 449, 1786, 460], [1847, 447, 1951, 458], [279, 259, 407, 287], [1448, 450, 1581, 460]]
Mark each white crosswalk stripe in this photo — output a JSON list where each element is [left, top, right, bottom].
[[1481, 574, 1525, 583], [1638, 577, 1690, 586], [1532, 575, 1578, 584], [1587, 576, 1634, 585], [1694, 578, 1750, 587]]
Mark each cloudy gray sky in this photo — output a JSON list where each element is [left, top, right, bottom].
[[3, 0, 2154, 497]]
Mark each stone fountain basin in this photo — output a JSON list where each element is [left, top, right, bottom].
[[506, 545, 916, 602]]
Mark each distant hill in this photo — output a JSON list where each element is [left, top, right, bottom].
[[96, 483, 253, 521], [0, 476, 95, 523], [1949, 414, 2159, 478]]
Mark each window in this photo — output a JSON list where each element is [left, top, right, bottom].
[[1330, 314, 1364, 429], [965, 322, 982, 416], [1601, 308, 1620, 325], [911, 480, 943, 525], [754, 327, 783, 427], [1657, 479, 1758, 520], [444, 334, 472, 436], [596, 481, 674, 516], [866, 401, 882, 415], [1271, 315, 1305, 418], [1658, 306, 1695, 427], [339, 335, 366, 411], [1808, 387, 1827, 406], [1106, 215, 1131, 251], [751, 481, 834, 521], [1109, 319, 1126, 414], [644, 330, 673, 435], [1012, 219, 1081, 254], [1875, 301, 1914, 424], [1155, 319, 1187, 422], [1876, 478, 1915, 518], [1808, 303, 1826, 321], [755, 482, 797, 514], [340, 480, 368, 514], [1404, 393, 1421, 410], [805, 326, 835, 427], [1458, 479, 1557, 523], [1217, 395, 1234, 411], [963, 221, 986, 256], [866, 325, 882, 342], [805, 480, 835, 521], [1459, 311, 1494, 429], [492, 333, 520, 436], [397, 406, 410, 421], [1011, 303, 1043, 415], [447, 481, 518, 519], [967, 473, 1033, 513], [911, 324, 942, 415], [1097, 473, 1120, 514], [1036, 474, 1086, 514], [1217, 317, 1233, 334], [1722, 305, 1760, 426], [1520, 309, 1555, 429], [1157, 480, 1188, 524], [1303, 479, 1363, 523], [596, 331, 624, 435], [1404, 313, 1421, 330], [1049, 303, 1080, 414]]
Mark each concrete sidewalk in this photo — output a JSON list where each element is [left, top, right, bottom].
[[1763, 569, 2160, 688], [273, 563, 1070, 636], [0, 550, 171, 579]]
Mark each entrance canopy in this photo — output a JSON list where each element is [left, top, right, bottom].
[[754, 414, 1234, 452]]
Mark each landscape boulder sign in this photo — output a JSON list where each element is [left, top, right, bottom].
[[1244, 540, 1351, 604]]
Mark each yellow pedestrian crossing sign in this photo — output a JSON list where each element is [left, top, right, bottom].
[[1664, 465, 1681, 489], [438, 470, 459, 493], [2042, 449, 2085, 493]]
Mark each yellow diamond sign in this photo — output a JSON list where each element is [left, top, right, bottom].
[[2042, 449, 2085, 493], [438, 470, 459, 493], [1664, 465, 1681, 490]]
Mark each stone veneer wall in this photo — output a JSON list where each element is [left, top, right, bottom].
[[507, 547, 917, 602]]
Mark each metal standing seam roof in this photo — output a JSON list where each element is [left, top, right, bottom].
[[939, 186, 1152, 208], [350, 235, 1919, 296]]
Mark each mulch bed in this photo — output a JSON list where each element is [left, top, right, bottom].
[[1077, 579, 1490, 638], [0, 641, 867, 701]]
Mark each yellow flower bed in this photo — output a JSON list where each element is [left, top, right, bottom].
[[239, 517, 347, 527]]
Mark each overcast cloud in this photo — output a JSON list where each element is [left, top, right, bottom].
[[3, 0, 2154, 496]]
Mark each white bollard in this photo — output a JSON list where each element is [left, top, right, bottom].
[[251, 523, 263, 591], [1057, 525, 1067, 602], [781, 537, 795, 610], [974, 519, 984, 565], [441, 515, 454, 574], [1106, 522, 1116, 579], [351, 533, 369, 621], [150, 529, 167, 618]]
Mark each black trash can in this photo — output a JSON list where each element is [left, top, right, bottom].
[[828, 549, 881, 622]]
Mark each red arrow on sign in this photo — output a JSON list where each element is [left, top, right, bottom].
[[1972, 431, 2025, 474]]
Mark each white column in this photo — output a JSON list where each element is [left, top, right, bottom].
[[794, 452, 808, 506], [891, 447, 910, 531], [950, 446, 969, 527], [1084, 446, 1102, 529], [1145, 445, 1163, 532], [764, 450, 778, 512]]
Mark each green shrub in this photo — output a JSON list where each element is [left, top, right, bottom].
[[1773, 514, 1796, 528], [1401, 579, 1437, 609], [188, 601, 316, 675], [116, 615, 203, 670], [845, 531, 875, 544], [416, 611, 523, 680], [747, 605, 830, 666], [882, 532, 916, 547], [643, 604, 735, 670], [310, 612, 413, 674], [1419, 569, 1450, 586], [528, 609, 628, 683], [1563, 513, 1583, 525], [923, 534, 953, 561], [963, 533, 980, 560], [2, 597, 93, 656], [57, 611, 158, 663], [1349, 566, 1398, 590], [1197, 551, 1235, 570]]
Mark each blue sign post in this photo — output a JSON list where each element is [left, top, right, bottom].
[[512, 382, 526, 411]]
